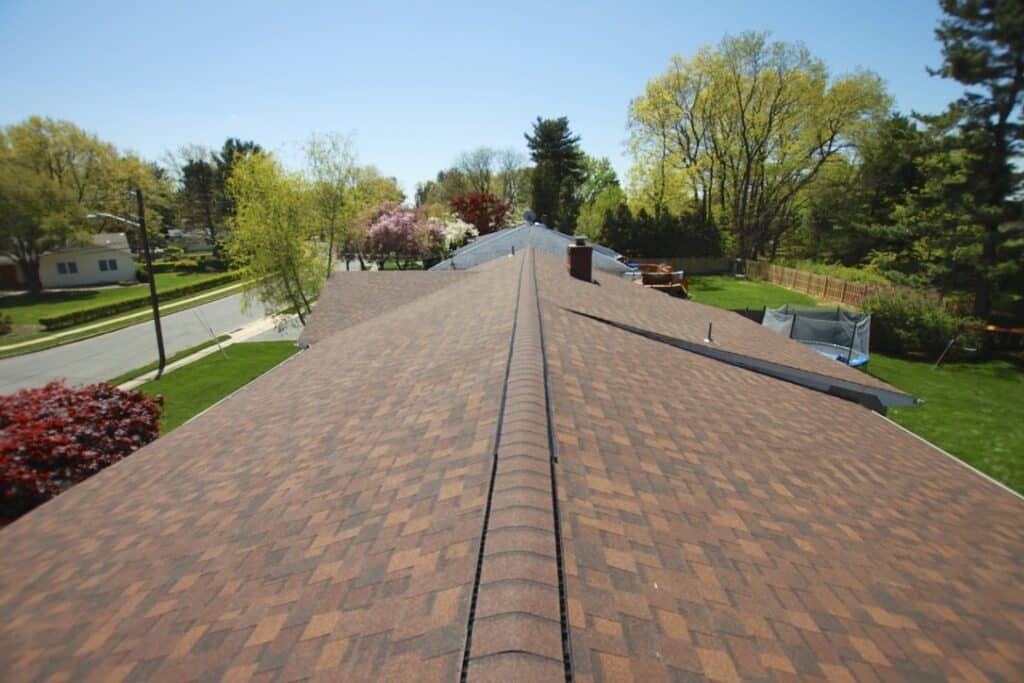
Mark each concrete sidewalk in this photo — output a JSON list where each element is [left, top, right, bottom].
[[118, 314, 299, 390]]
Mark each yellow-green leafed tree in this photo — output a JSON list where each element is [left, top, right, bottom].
[[629, 33, 889, 258], [227, 153, 322, 325], [0, 116, 165, 291], [306, 132, 359, 278]]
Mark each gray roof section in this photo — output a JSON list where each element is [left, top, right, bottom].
[[90, 232, 130, 250], [430, 223, 630, 273]]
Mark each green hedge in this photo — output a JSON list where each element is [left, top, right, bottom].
[[142, 257, 227, 276], [145, 261, 180, 274], [862, 290, 982, 356], [40, 273, 240, 330]]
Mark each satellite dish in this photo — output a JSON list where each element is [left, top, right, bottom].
[[523, 209, 536, 224]]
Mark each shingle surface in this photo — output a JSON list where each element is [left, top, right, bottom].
[[533, 253, 901, 395], [0, 256, 520, 682], [533, 251, 1024, 681], [2, 248, 1023, 683], [299, 270, 472, 345]]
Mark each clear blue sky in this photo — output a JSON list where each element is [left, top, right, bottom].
[[0, 0, 962, 198]]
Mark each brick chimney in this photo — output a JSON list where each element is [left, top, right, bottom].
[[567, 236, 592, 282]]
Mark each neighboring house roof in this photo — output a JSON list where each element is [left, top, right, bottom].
[[90, 232, 130, 250], [431, 223, 630, 274], [1, 250, 1022, 682]]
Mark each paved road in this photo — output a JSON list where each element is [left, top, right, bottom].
[[0, 294, 299, 393]]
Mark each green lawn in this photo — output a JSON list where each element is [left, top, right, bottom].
[[688, 275, 818, 310], [138, 341, 300, 434], [0, 271, 231, 331], [867, 355, 1024, 494], [106, 335, 231, 386]]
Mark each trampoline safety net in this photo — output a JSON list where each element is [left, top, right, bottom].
[[762, 305, 871, 367]]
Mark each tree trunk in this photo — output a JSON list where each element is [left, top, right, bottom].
[[326, 228, 335, 278], [972, 223, 997, 320], [22, 258, 43, 293], [204, 200, 217, 246]]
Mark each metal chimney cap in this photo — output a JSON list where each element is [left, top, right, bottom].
[[574, 236, 587, 246]]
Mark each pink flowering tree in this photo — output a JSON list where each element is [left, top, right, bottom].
[[417, 221, 446, 267], [367, 203, 445, 269]]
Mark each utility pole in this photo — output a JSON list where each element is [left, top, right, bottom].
[[135, 188, 167, 378]]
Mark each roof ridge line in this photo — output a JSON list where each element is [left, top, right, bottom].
[[461, 250, 571, 682]]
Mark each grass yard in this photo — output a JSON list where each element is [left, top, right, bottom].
[[106, 335, 231, 386], [0, 271, 232, 332], [138, 341, 300, 434], [0, 270, 231, 331], [868, 354, 1024, 494], [687, 275, 818, 310]]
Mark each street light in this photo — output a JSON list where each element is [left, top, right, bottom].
[[87, 188, 166, 378]]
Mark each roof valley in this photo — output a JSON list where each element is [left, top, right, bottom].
[[461, 250, 571, 681]]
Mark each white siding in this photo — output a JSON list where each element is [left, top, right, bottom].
[[40, 247, 134, 288]]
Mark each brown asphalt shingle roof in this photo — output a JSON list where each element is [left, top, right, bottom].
[[1, 249, 1022, 682], [299, 270, 472, 345]]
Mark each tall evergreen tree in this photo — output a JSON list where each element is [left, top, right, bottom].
[[180, 156, 218, 244], [216, 138, 262, 219], [932, 0, 1024, 318], [524, 117, 584, 232]]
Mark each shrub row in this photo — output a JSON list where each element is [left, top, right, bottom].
[[40, 273, 240, 330], [0, 381, 162, 525], [862, 290, 982, 356], [144, 256, 225, 276]]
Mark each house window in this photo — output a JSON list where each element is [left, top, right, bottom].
[[57, 261, 78, 275], [98, 258, 118, 272]]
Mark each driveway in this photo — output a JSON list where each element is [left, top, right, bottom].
[[0, 293, 299, 393]]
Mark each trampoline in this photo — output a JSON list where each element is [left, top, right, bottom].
[[761, 305, 871, 367]]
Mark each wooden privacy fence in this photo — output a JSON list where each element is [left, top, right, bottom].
[[743, 260, 888, 307]]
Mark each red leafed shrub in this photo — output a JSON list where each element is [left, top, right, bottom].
[[0, 381, 162, 525], [450, 192, 509, 236]]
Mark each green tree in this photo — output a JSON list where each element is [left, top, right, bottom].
[[176, 138, 261, 250], [931, 0, 1024, 318], [0, 117, 140, 291], [629, 33, 889, 258], [227, 153, 322, 325], [577, 185, 626, 241], [179, 153, 219, 244], [306, 132, 358, 277], [524, 117, 584, 232], [415, 168, 468, 208], [795, 114, 929, 264], [216, 138, 263, 220], [576, 156, 619, 206], [870, 109, 1024, 303]]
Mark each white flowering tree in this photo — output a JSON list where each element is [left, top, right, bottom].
[[441, 216, 477, 253]]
